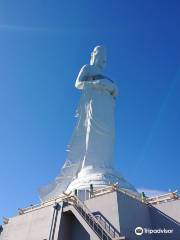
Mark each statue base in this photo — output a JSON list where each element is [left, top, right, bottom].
[[66, 166, 137, 194]]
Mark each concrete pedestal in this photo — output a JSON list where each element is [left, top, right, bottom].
[[0, 190, 180, 240]]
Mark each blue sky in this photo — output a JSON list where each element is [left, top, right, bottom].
[[0, 0, 180, 220]]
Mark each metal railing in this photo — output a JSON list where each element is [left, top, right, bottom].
[[146, 191, 179, 204], [18, 185, 141, 215], [17, 185, 179, 216], [95, 214, 120, 239], [17, 185, 142, 215], [92, 185, 142, 202]]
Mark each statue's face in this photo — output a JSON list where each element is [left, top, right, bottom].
[[90, 46, 107, 69]]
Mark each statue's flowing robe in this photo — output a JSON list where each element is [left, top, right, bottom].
[[39, 78, 117, 201]]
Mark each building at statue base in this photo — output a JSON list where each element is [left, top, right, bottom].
[[0, 186, 180, 240]]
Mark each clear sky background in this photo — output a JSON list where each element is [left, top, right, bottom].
[[0, 0, 180, 220]]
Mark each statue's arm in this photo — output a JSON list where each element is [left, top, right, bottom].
[[75, 64, 102, 90], [75, 65, 118, 97], [75, 65, 91, 90]]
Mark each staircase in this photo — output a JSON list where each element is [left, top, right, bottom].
[[65, 195, 125, 240]]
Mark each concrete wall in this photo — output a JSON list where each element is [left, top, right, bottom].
[[117, 191, 152, 240], [154, 199, 180, 222], [0, 205, 54, 240], [71, 214, 90, 240], [1, 191, 180, 240], [85, 191, 120, 232], [85, 191, 153, 239], [149, 202, 180, 240], [58, 212, 72, 240], [58, 211, 90, 240]]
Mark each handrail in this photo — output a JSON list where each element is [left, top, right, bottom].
[[95, 214, 120, 238], [146, 191, 179, 204], [20, 185, 141, 215], [19, 185, 179, 216], [93, 185, 142, 202], [20, 193, 71, 214]]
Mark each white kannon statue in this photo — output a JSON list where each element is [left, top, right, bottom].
[[39, 46, 136, 201]]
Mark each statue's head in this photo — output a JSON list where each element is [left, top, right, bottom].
[[90, 45, 107, 69]]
